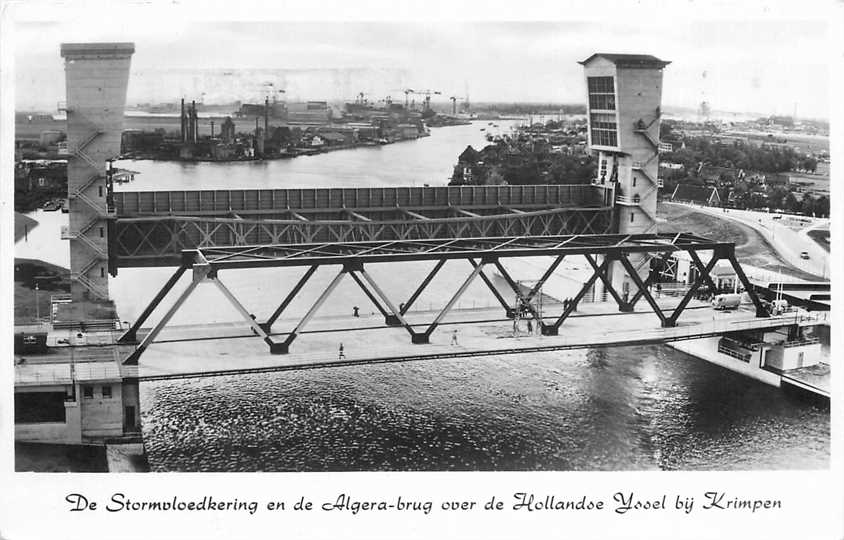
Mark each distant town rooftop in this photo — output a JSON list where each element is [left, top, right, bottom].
[[579, 53, 670, 68]]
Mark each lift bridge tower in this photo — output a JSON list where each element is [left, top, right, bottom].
[[60, 43, 134, 304], [580, 53, 670, 297]]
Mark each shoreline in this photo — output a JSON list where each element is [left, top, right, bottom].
[[121, 133, 430, 164]]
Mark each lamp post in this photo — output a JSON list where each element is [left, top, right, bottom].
[[34, 282, 40, 322]]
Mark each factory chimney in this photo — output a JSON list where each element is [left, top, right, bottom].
[[191, 100, 198, 143], [180, 98, 186, 143], [264, 96, 269, 140], [188, 100, 194, 143]]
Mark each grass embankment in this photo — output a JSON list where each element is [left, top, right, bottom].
[[658, 203, 820, 282], [807, 229, 830, 252], [14, 258, 118, 324], [14, 258, 70, 324]]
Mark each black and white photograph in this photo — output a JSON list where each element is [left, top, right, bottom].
[[1, 1, 840, 538]]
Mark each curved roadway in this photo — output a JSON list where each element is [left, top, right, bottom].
[[664, 203, 830, 280]]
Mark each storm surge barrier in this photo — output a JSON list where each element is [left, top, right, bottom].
[[111, 184, 615, 268]]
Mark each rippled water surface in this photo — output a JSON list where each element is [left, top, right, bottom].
[[140, 345, 828, 471]]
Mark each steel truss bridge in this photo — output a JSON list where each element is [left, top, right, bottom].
[[111, 185, 614, 268], [119, 232, 768, 365]]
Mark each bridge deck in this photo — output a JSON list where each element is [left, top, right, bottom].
[[125, 303, 822, 381], [15, 299, 826, 385]]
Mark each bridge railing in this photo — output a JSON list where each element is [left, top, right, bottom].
[[114, 184, 604, 215]]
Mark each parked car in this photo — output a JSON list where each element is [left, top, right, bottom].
[[800, 251, 810, 260]]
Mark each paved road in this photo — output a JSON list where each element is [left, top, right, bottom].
[[666, 203, 829, 279], [17, 295, 829, 384], [125, 300, 823, 380]]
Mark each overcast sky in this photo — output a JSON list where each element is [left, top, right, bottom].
[[9, 10, 832, 118]]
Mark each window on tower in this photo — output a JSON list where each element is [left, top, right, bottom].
[[590, 113, 618, 147], [587, 77, 616, 110]]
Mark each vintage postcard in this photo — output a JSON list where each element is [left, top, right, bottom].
[[1, 0, 840, 538]]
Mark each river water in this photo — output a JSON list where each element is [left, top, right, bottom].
[[89, 121, 831, 470]]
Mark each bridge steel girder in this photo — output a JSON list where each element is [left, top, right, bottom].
[[119, 263, 187, 344], [491, 259, 546, 325], [121, 233, 767, 364], [209, 276, 275, 348], [542, 257, 608, 335], [663, 253, 720, 327], [357, 268, 416, 333], [584, 253, 632, 312], [719, 246, 768, 318], [276, 268, 348, 354], [261, 265, 319, 333], [399, 259, 446, 315], [415, 260, 486, 343], [348, 268, 391, 319], [687, 249, 719, 292], [617, 254, 668, 327], [468, 258, 513, 317], [112, 206, 614, 268], [627, 267, 659, 308], [123, 259, 209, 365], [526, 254, 565, 303]]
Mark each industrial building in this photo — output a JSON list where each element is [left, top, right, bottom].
[[286, 101, 333, 124]]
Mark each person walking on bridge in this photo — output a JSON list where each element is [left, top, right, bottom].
[[451, 328, 459, 346], [338, 343, 346, 359]]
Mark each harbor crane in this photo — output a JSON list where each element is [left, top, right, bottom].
[[392, 88, 415, 108], [414, 89, 442, 112]]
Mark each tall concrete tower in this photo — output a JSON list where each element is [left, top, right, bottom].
[[60, 43, 134, 303], [580, 53, 669, 294]]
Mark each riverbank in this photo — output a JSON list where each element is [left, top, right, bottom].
[[14, 258, 70, 324], [114, 120, 518, 192], [120, 133, 430, 163], [658, 202, 822, 281]]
